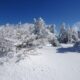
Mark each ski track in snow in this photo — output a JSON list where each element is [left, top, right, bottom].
[[0, 44, 80, 80]]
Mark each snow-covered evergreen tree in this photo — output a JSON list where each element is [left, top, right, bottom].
[[71, 27, 79, 42], [34, 17, 59, 46], [34, 17, 46, 38], [59, 23, 68, 43], [67, 25, 73, 43], [48, 24, 56, 34]]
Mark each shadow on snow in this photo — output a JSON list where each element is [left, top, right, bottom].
[[57, 46, 80, 53]]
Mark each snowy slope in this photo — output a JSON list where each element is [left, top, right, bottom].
[[0, 44, 80, 80]]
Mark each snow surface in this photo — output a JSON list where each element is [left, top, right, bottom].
[[0, 44, 80, 80]]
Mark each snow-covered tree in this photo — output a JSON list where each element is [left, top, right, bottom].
[[34, 17, 46, 38], [78, 31, 80, 38], [48, 24, 56, 34], [71, 27, 79, 42], [59, 23, 68, 43], [34, 17, 59, 46], [59, 23, 79, 43], [67, 25, 73, 43]]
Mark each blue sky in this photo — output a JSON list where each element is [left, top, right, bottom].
[[0, 0, 80, 25]]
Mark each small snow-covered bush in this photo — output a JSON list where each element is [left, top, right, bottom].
[[49, 38, 59, 46], [0, 38, 13, 57]]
